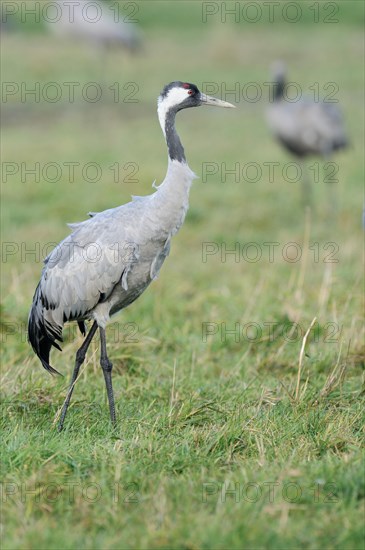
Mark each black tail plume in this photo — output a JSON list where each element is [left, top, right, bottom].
[[28, 285, 62, 376]]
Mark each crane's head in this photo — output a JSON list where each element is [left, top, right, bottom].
[[271, 60, 287, 81], [270, 61, 287, 101], [157, 82, 235, 162], [158, 81, 235, 134], [158, 81, 235, 113]]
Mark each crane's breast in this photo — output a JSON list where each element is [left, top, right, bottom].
[[150, 236, 171, 280]]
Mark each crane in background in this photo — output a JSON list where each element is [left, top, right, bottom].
[[47, 0, 142, 52], [266, 61, 348, 208]]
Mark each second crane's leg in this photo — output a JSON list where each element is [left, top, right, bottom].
[[99, 327, 116, 426], [301, 162, 313, 209], [58, 321, 98, 432], [324, 157, 338, 217]]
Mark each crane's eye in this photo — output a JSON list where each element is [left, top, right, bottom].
[[187, 89, 194, 95]]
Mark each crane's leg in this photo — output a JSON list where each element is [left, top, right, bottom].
[[300, 162, 313, 210], [58, 321, 98, 432], [324, 156, 338, 218], [99, 327, 116, 426]]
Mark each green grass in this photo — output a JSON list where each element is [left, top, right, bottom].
[[1, 1, 364, 549]]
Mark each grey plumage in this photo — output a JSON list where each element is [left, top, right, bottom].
[[46, 0, 141, 52], [29, 165, 191, 375], [28, 81, 234, 429], [266, 62, 348, 207], [266, 62, 348, 158]]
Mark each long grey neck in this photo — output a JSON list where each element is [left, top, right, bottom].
[[152, 105, 195, 232], [164, 108, 186, 163], [273, 77, 285, 101]]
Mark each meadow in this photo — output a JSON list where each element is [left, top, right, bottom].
[[1, 1, 364, 548]]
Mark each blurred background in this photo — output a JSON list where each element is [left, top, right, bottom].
[[1, 1, 364, 548], [2, 0, 364, 345], [2, 0, 363, 324]]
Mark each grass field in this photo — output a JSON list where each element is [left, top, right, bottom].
[[1, 1, 364, 548]]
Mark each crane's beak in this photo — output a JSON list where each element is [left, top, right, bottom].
[[200, 93, 236, 108]]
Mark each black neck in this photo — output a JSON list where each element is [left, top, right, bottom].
[[165, 108, 186, 163], [273, 77, 285, 101]]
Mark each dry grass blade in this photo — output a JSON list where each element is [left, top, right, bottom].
[[318, 340, 348, 401], [295, 317, 317, 401]]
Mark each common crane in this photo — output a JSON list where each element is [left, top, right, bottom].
[[47, 0, 141, 53], [266, 62, 348, 207], [28, 81, 234, 431]]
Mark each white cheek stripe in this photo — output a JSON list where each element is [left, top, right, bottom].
[[157, 87, 190, 134]]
